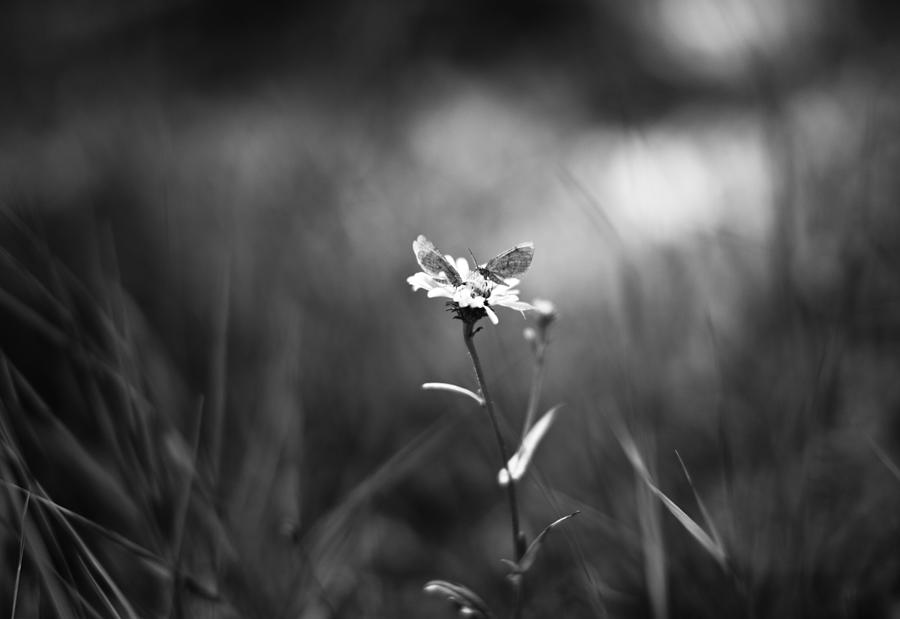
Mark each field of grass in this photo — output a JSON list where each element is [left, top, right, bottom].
[[2, 2, 900, 618]]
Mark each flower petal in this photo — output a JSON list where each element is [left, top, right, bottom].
[[503, 301, 536, 312], [427, 287, 454, 299], [407, 272, 438, 291], [454, 257, 471, 278]]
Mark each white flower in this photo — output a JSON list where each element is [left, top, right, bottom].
[[407, 254, 533, 325]]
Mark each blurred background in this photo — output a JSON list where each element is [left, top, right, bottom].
[[2, 0, 900, 617]]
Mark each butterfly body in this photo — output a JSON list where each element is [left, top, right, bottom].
[[474, 267, 506, 286]]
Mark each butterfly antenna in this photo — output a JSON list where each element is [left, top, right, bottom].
[[468, 248, 480, 265]]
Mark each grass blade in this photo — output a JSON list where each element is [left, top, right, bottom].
[[10, 493, 30, 619], [614, 423, 727, 568]]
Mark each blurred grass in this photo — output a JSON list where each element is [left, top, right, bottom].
[[2, 2, 900, 618]]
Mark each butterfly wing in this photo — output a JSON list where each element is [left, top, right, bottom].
[[482, 242, 534, 280], [413, 235, 463, 286]]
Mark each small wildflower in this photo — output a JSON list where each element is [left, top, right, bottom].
[[408, 235, 534, 325]]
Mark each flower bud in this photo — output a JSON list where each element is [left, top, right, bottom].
[[532, 298, 558, 331]]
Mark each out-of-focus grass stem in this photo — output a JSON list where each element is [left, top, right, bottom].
[[205, 256, 231, 487], [522, 336, 546, 438], [11, 493, 30, 619]]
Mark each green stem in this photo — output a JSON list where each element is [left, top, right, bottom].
[[462, 321, 525, 618]]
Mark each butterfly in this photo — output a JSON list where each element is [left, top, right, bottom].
[[413, 235, 534, 287], [474, 241, 535, 285]]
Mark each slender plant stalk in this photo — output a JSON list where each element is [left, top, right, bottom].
[[462, 320, 525, 619], [522, 338, 546, 438]]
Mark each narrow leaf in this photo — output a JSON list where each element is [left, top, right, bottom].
[[422, 383, 485, 406], [499, 405, 562, 486], [613, 424, 651, 481], [514, 511, 580, 574], [423, 580, 492, 618], [645, 481, 726, 567], [614, 423, 727, 568], [675, 450, 725, 556]]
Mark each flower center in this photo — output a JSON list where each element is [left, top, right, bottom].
[[466, 272, 496, 298]]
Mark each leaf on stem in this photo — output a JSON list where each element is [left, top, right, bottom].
[[498, 405, 562, 486], [423, 580, 493, 618], [422, 382, 485, 407], [502, 511, 580, 579]]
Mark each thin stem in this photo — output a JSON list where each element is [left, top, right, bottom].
[[522, 340, 546, 439], [462, 321, 525, 619]]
